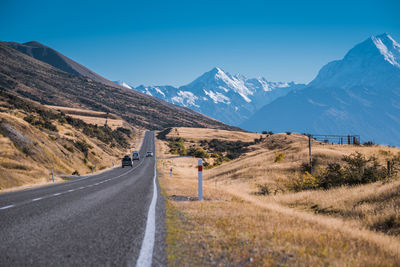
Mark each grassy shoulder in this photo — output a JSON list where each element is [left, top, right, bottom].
[[157, 129, 400, 266]]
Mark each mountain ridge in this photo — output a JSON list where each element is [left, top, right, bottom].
[[128, 67, 305, 125], [242, 33, 400, 145]]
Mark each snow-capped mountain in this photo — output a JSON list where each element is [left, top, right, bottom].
[[113, 80, 132, 89], [133, 67, 304, 125], [242, 33, 400, 145]]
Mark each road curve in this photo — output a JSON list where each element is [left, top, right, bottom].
[[0, 131, 166, 266]]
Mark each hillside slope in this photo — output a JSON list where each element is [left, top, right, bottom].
[[242, 33, 400, 145], [5, 41, 119, 88], [0, 90, 135, 190], [0, 42, 238, 131]]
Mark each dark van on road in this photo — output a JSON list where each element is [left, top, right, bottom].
[[121, 155, 133, 168], [132, 151, 140, 161]]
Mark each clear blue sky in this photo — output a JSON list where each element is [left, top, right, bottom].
[[1, 0, 399, 86]]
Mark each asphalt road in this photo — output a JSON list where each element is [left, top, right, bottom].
[[0, 131, 166, 266]]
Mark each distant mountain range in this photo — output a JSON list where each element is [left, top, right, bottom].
[[4, 33, 400, 145], [242, 33, 400, 145], [0, 41, 237, 131], [117, 68, 305, 125]]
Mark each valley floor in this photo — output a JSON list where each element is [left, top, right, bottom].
[[157, 128, 400, 266]]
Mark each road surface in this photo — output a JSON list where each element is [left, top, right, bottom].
[[0, 131, 165, 266]]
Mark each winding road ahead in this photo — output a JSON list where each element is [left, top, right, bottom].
[[0, 131, 165, 266]]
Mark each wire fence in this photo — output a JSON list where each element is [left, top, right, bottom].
[[310, 134, 360, 145]]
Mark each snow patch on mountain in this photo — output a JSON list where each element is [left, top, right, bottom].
[[372, 36, 400, 67], [171, 91, 199, 107], [204, 90, 231, 104], [114, 80, 132, 89]]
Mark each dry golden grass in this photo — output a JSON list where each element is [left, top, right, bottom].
[[166, 127, 262, 142], [0, 110, 139, 191], [158, 127, 400, 266], [45, 105, 117, 118], [69, 115, 124, 130], [45, 105, 124, 130]]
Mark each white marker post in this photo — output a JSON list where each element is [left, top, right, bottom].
[[198, 159, 203, 201], [170, 167, 172, 177], [51, 170, 54, 183], [95, 164, 97, 173]]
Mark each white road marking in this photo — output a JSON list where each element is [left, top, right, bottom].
[[0, 137, 150, 212], [0, 204, 15, 210], [136, 157, 157, 267]]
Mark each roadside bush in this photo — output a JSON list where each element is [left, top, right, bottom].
[[288, 152, 390, 191], [187, 147, 210, 159], [168, 138, 186, 156], [72, 170, 80, 176], [287, 172, 319, 192]]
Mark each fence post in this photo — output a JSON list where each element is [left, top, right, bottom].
[[387, 161, 391, 177], [198, 159, 203, 201], [308, 135, 312, 174], [170, 167, 172, 177], [51, 170, 54, 182]]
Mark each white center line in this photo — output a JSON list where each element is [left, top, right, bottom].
[[68, 189, 75, 192], [32, 197, 43, 202], [0, 204, 15, 210], [53, 193, 61, 196]]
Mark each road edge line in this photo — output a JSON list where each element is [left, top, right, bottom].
[[136, 155, 157, 267]]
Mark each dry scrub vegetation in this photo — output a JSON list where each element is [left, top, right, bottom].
[[0, 91, 140, 191], [45, 105, 125, 130], [158, 127, 400, 266]]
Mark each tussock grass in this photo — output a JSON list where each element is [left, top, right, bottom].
[[158, 127, 400, 266]]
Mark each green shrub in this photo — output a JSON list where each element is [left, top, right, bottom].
[[187, 147, 210, 158], [286, 172, 319, 192], [288, 152, 390, 191], [168, 138, 186, 156], [274, 152, 285, 163]]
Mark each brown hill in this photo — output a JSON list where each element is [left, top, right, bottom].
[[0, 42, 239, 131], [4, 41, 119, 88]]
